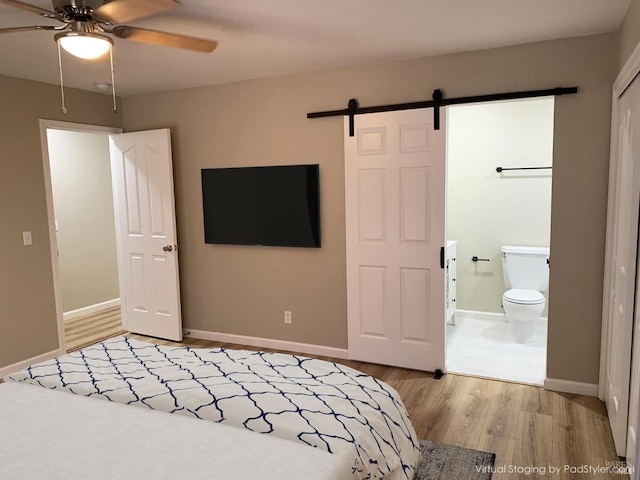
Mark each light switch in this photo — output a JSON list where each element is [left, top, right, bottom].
[[23, 231, 32, 246]]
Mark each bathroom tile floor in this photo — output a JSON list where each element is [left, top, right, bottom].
[[446, 314, 547, 385]]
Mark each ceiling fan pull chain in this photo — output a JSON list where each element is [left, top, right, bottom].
[[56, 41, 67, 114], [109, 44, 117, 113]]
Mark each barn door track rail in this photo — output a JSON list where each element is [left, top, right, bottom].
[[308, 86, 578, 137]]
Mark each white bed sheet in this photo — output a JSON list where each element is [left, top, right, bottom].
[[0, 381, 353, 480]]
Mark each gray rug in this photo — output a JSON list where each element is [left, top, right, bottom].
[[415, 440, 495, 480]]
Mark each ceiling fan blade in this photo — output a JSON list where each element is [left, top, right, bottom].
[[0, 0, 57, 18], [111, 26, 218, 53], [0, 25, 57, 34], [94, 0, 178, 24]]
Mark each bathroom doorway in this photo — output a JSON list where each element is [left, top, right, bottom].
[[444, 97, 555, 385]]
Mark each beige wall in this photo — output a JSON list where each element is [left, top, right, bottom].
[[0, 75, 121, 369], [123, 33, 617, 384], [619, 0, 640, 69], [47, 130, 119, 313], [447, 98, 554, 314]]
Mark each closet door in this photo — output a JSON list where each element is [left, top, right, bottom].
[[628, 248, 640, 476], [623, 75, 640, 470], [604, 74, 640, 457], [344, 108, 446, 372]]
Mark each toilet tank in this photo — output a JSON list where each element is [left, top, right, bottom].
[[501, 245, 550, 291]]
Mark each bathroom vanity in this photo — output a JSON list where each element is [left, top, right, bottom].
[[446, 240, 457, 325]]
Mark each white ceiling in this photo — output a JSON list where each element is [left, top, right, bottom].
[[0, 0, 631, 96]]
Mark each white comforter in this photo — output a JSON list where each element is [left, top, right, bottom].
[[9, 337, 419, 480]]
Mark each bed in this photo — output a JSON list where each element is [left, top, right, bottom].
[[0, 381, 353, 480], [5, 336, 420, 480]]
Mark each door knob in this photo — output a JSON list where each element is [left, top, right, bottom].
[[163, 245, 173, 252]]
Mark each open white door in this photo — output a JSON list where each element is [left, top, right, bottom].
[[604, 74, 640, 456], [109, 129, 182, 341], [344, 108, 446, 372]]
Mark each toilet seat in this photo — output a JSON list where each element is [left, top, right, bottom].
[[503, 288, 544, 305]]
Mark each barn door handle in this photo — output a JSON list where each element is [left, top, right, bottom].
[[163, 245, 173, 252]]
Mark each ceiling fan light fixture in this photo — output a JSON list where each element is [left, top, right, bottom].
[[54, 31, 113, 59]]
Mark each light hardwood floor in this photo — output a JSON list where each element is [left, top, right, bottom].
[[64, 306, 126, 352], [67, 311, 622, 480]]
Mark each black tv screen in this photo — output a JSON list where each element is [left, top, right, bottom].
[[201, 164, 320, 248]]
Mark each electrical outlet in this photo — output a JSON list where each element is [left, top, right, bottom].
[[284, 310, 292, 324]]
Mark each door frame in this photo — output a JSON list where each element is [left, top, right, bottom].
[[39, 119, 123, 354]]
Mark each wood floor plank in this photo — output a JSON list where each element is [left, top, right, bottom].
[[63, 307, 125, 352], [64, 316, 622, 479]]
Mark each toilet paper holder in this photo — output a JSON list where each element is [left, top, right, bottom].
[[471, 256, 490, 262]]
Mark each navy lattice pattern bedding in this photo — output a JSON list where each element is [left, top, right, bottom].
[[9, 337, 419, 480]]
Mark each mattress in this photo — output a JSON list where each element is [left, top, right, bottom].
[[0, 381, 353, 480]]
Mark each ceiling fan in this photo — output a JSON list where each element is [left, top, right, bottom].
[[0, 0, 218, 58], [0, 0, 218, 112]]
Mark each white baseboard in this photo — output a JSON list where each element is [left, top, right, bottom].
[[0, 349, 62, 379], [544, 377, 599, 397], [455, 309, 548, 325], [64, 298, 120, 322], [184, 329, 349, 360]]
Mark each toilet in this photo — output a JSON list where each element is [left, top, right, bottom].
[[501, 245, 550, 343]]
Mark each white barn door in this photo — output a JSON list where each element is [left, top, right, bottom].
[[109, 129, 183, 341], [344, 108, 446, 372]]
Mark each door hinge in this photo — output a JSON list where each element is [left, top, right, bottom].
[[440, 247, 445, 269]]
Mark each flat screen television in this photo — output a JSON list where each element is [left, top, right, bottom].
[[201, 164, 320, 248]]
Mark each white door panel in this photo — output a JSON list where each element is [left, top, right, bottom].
[[345, 109, 445, 372], [605, 74, 640, 459], [110, 129, 182, 341], [623, 76, 640, 474], [628, 251, 640, 474]]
